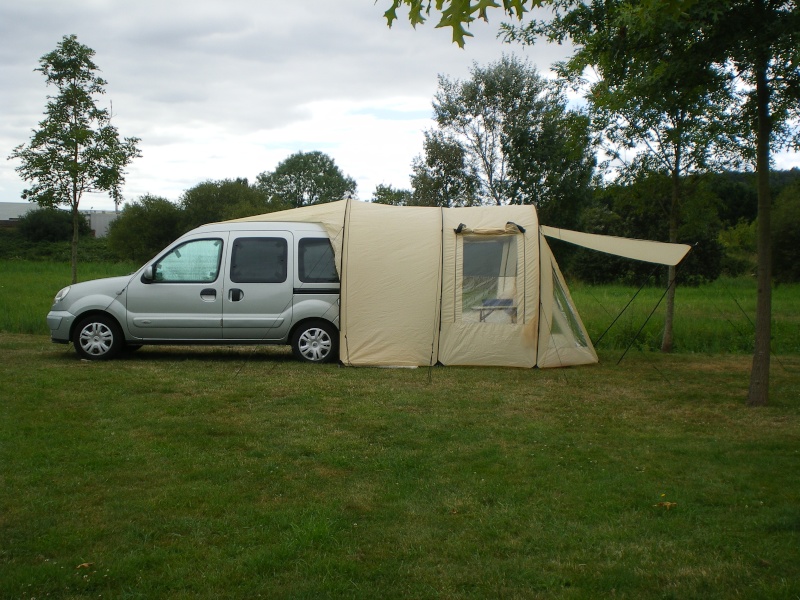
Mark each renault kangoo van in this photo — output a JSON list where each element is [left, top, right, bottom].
[[46, 221, 340, 362]]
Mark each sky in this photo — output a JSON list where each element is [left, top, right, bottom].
[[2, 2, 797, 213], [0, 0, 575, 211]]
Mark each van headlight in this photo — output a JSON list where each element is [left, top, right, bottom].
[[54, 286, 71, 303]]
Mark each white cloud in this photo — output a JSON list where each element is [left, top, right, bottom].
[[6, 1, 794, 212]]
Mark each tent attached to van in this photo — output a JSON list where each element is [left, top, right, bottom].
[[229, 199, 690, 368]]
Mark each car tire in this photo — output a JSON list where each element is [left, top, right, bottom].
[[72, 314, 124, 361], [291, 320, 338, 364]]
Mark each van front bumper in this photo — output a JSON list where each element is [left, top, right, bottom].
[[47, 310, 75, 344]]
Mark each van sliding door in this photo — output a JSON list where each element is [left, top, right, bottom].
[[222, 232, 293, 341]]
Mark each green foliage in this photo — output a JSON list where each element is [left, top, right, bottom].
[[255, 151, 357, 209], [772, 180, 800, 283], [383, 0, 530, 46], [179, 178, 271, 231], [7, 35, 140, 211], [16, 207, 91, 243], [107, 195, 183, 263], [429, 56, 594, 225], [7, 34, 140, 283], [370, 183, 413, 206], [719, 219, 757, 277], [410, 130, 479, 207], [571, 174, 724, 285]]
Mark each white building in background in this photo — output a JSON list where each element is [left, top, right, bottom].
[[0, 202, 118, 237]]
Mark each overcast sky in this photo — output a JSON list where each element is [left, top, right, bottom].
[[0, 0, 577, 211], [2, 2, 797, 213]]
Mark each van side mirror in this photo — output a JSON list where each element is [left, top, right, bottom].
[[141, 265, 155, 282]]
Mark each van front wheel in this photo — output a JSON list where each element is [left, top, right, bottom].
[[291, 321, 338, 364], [73, 314, 124, 361]]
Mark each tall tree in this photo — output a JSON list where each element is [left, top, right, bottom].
[[431, 55, 594, 222], [382, 0, 800, 405], [8, 35, 140, 284], [504, 1, 739, 352], [256, 151, 357, 209], [410, 130, 480, 207]]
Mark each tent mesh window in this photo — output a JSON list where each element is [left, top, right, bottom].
[[462, 235, 518, 324], [550, 267, 589, 348]]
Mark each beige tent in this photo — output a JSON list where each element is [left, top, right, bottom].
[[231, 199, 690, 368]]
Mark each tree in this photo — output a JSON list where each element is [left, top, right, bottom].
[[255, 151, 357, 209], [410, 130, 480, 207], [504, 1, 739, 352], [381, 0, 800, 404], [107, 195, 183, 263], [8, 35, 141, 283], [370, 183, 413, 206], [180, 178, 270, 231], [430, 56, 594, 223]]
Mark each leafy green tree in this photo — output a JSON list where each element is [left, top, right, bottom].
[[107, 195, 183, 263], [571, 175, 723, 286], [504, 1, 740, 352], [180, 178, 269, 231], [371, 183, 413, 206], [255, 151, 357, 209], [410, 130, 480, 207], [383, 0, 799, 403], [431, 56, 594, 223], [16, 207, 91, 243], [8, 35, 141, 283]]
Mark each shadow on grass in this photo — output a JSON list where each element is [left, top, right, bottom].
[[47, 343, 303, 365]]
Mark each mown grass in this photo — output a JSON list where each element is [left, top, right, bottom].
[[0, 336, 798, 598], [2, 260, 798, 354]]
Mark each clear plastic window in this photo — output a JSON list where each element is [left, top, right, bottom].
[[153, 239, 222, 283], [462, 236, 518, 323], [298, 238, 339, 283], [551, 268, 589, 347], [230, 237, 287, 283]]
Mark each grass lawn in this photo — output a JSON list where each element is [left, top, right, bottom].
[[1, 334, 798, 599]]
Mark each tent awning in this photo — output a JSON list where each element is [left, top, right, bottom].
[[540, 226, 691, 266]]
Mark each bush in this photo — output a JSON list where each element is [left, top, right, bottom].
[[16, 207, 91, 242], [107, 195, 183, 263], [772, 181, 800, 283]]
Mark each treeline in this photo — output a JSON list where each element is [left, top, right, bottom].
[[8, 56, 799, 284], [7, 164, 799, 285]]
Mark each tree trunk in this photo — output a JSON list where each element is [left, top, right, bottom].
[[747, 58, 772, 407], [71, 206, 79, 284], [661, 160, 681, 353]]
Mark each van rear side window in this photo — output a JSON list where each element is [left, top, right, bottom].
[[230, 237, 287, 283], [299, 238, 339, 283]]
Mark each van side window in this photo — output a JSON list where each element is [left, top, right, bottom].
[[298, 238, 339, 283], [153, 239, 223, 283], [230, 237, 287, 283]]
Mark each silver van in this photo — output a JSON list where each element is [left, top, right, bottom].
[[47, 221, 340, 362]]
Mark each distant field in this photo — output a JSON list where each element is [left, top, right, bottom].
[[2, 259, 798, 354], [1, 334, 798, 598]]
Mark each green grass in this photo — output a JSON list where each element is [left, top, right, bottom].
[[3, 260, 798, 355], [0, 337, 798, 598], [0, 260, 137, 335]]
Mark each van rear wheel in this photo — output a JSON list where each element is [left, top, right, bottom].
[[291, 321, 338, 364]]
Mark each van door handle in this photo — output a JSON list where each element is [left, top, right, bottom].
[[200, 288, 217, 302], [229, 288, 244, 302]]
